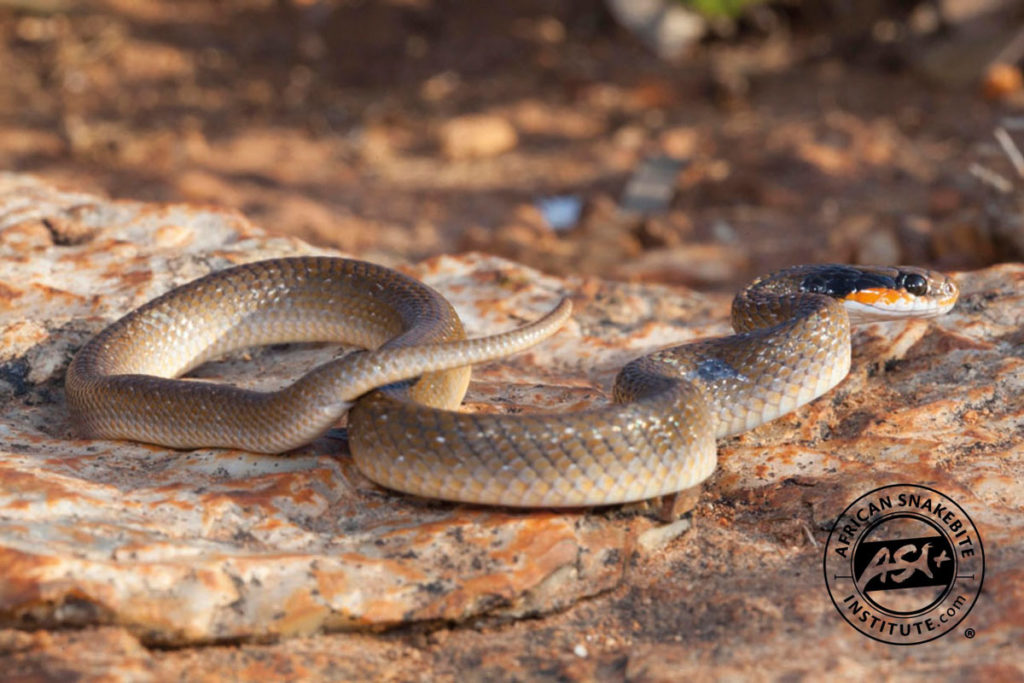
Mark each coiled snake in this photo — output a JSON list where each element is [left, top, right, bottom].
[[66, 258, 958, 506]]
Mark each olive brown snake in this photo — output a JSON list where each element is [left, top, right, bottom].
[[66, 258, 958, 506]]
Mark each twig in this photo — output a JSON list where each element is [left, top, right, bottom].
[[801, 521, 819, 549], [994, 127, 1024, 180], [994, 24, 1024, 66], [968, 162, 1013, 193]]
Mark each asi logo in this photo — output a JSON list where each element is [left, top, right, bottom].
[[823, 484, 984, 645]]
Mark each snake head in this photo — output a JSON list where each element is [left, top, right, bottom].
[[799, 264, 959, 323]]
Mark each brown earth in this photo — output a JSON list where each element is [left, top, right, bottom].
[[2, 0, 1022, 292]]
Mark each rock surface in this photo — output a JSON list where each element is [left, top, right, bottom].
[[439, 114, 519, 161], [0, 174, 1020, 677]]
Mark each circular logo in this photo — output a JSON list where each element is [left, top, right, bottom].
[[823, 484, 984, 645]]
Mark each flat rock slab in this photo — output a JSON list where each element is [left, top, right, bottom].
[[0, 174, 703, 644], [0, 174, 1020, 675]]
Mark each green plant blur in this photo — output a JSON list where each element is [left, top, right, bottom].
[[682, 0, 764, 18]]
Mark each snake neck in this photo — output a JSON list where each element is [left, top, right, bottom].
[[615, 288, 852, 439]]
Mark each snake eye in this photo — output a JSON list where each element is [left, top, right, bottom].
[[899, 272, 928, 296]]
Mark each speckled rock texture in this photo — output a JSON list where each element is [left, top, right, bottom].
[[0, 174, 1020, 679]]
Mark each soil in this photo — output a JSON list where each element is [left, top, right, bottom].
[[2, 0, 1022, 293]]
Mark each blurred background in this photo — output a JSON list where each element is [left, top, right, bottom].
[[1, 0, 1022, 291]]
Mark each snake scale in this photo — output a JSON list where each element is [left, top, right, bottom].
[[66, 258, 958, 506]]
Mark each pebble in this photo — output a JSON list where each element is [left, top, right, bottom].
[[982, 63, 1023, 101], [440, 114, 518, 160]]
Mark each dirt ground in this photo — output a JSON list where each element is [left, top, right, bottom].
[[2, 0, 1022, 293]]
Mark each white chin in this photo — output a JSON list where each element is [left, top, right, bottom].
[[842, 298, 946, 324]]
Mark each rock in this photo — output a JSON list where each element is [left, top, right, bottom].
[[512, 100, 605, 140], [619, 156, 687, 216], [659, 126, 698, 159], [982, 62, 1024, 101], [604, 0, 706, 61], [439, 114, 518, 160], [0, 173, 695, 646], [0, 174, 1021, 676]]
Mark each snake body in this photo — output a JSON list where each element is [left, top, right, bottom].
[[66, 258, 958, 507]]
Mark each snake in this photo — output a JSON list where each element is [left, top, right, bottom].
[[65, 258, 958, 507]]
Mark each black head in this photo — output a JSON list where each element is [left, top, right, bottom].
[[798, 265, 899, 298]]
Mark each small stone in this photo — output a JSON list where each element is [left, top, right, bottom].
[[613, 125, 647, 151], [981, 62, 1023, 101], [637, 517, 693, 552], [660, 127, 698, 159], [573, 644, 588, 658], [535, 16, 566, 44], [606, 0, 705, 61], [420, 71, 460, 102], [439, 114, 518, 160]]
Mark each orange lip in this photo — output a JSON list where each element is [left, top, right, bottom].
[[843, 288, 911, 307]]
